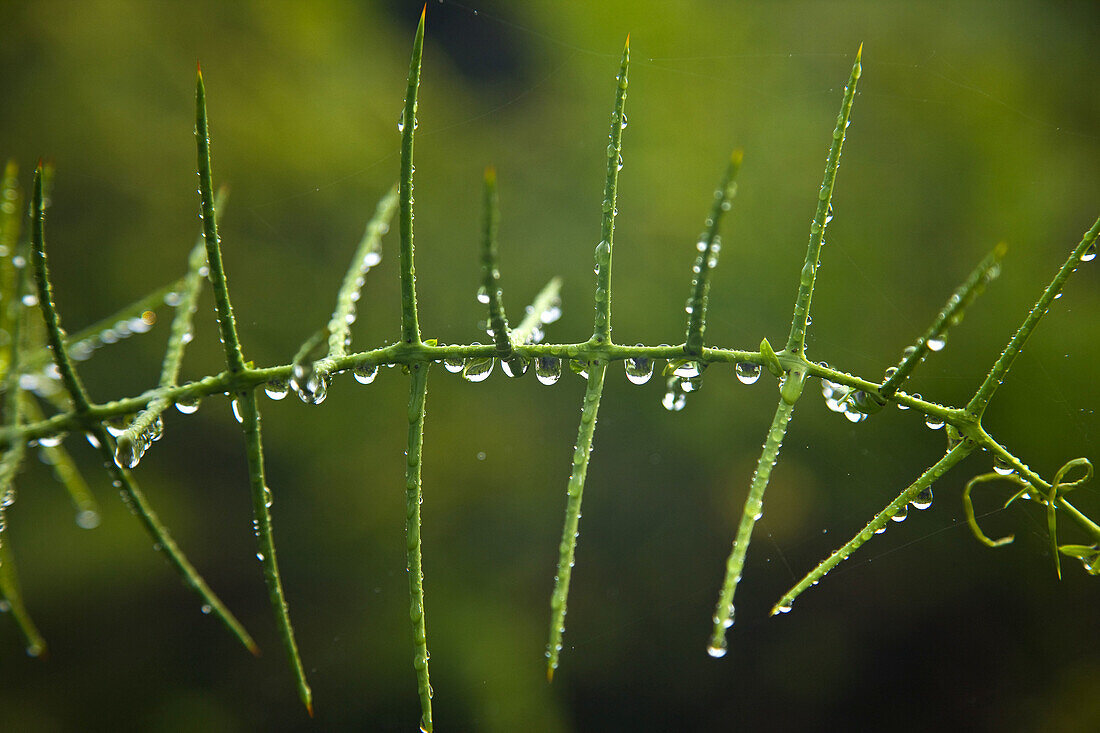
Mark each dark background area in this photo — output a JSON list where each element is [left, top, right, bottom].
[[1, 1, 1098, 731]]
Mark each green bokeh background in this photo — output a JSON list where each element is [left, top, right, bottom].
[[1, 1, 1098, 730]]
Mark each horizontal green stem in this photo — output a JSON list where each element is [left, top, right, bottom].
[[1, 344, 971, 448]]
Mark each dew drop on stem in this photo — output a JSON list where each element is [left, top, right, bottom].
[[735, 362, 761, 385], [353, 362, 379, 385], [624, 351, 653, 385], [535, 356, 561, 385]]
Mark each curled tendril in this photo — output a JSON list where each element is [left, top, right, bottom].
[[962, 472, 1022, 548], [1046, 458, 1093, 579], [964, 458, 1094, 579]]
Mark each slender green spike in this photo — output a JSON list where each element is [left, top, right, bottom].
[[0, 529, 47, 658], [30, 166, 91, 413], [19, 394, 100, 526], [404, 360, 433, 731], [785, 45, 862, 356], [967, 215, 1100, 416], [30, 164, 257, 655], [117, 189, 225, 468], [398, 7, 427, 346], [197, 70, 312, 713], [21, 277, 183, 373], [97, 425, 259, 654], [0, 161, 23, 379], [511, 277, 562, 345], [327, 184, 398, 359], [962, 472, 1018, 548], [685, 150, 742, 356], [592, 36, 630, 345], [879, 242, 1007, 402], [772, 441, 973, 615], [235, 390, 312, 715], [547, 360, 607, 680], [708, 397, 795, 657], [480, 166, 513, 356], [196, 68, 246, 374]]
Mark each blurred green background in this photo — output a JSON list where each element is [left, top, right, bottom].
[[1, 1, 1098, 730]]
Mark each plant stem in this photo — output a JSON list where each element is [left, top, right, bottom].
[[547, 360, 607, 680], [399, 8, 426, 345], [404, 361, 433, 731], [785, 45, 861, 356]]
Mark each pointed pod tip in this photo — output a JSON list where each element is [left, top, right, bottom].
[[625, 33, 630, 48], [306, 702, 314, 718], [856, 42, 863, 60], [420, 3, 427, 23], [994, 241, 1008, 258], [731, 148, 744, 167], [484, 165, 496, 184], [196, 60, 203, 78], [546, 666, 555, 683], [247, 640, 261, 657]]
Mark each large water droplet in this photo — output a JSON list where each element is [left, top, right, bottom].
[[735, 362, 761, 385], [174, 394, 200, 414], [910, 486, 934, 510], [1080, 243, 1096, 262], [476, 285, 490, 305], [891, 504, 908, 522], [673, 361, 703, 378], [706, 643, 727, 659], [662, 389, 686, 411], [264, 380, 289, 400], [353, 362, 379, 385], [231, 399, 244, 424], [625, 353, 653, 385], [924, 414, 944, 430], [927, 336, 946, 352], [535, 356, 561, 385], [501, 356, 528, 378], [462, 356, 495, 383], [992, 455, 1014, 476]]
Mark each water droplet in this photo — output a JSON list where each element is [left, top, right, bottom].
[[76, 509, 101, 529], [462, 356, 495, 383], [910, 486, 934, 510], [882, 366, 897, 381], [262, 485, 273, 508], [924, 414, 944, 430], [706, 643, 727, 658], [21, 293, 38, 307], [774, 602, 793, 615], [541, 302, 562, 324], [619, 112, 628, 130], [201, 604, 212, 615], [264, 380, 289, 400], [256, 552, 265, 561], [175, 396, 201, 414], [662, 389, 686, 411], [992, 455, 1014, 476], [735, 362, 761, 385], [501, 356, 528, 378], [231, 399, 244, 424], [297, 374, 329, 405], [38, 433, 64, 448], [890, 505, 908, 522], [927, 336, 946, 352], [535, 356, 561, 385], [1080, 243, 1096, 262], [672, 361, 703, 378], [624, 353, 653, 385], [616, 153, 624, 172], [353, 362, 379, 385], [476, 285, 490, 305]]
